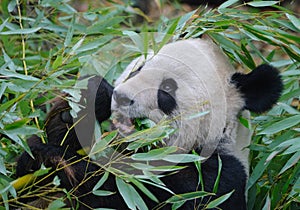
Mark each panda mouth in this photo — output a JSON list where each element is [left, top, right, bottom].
[[111, 111, 154, 137], [111, 111, 135, 136]]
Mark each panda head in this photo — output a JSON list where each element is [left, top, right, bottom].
[[112, 39, 282, 153]]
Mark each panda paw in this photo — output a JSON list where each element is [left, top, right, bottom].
[[16, 145, 79, 178]]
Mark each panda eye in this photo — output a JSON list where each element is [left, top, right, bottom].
[[161, 84, 172, 92], [160, 78, 178, 93]]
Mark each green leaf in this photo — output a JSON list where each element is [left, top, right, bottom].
[[131, 147, 177, 161], [2, 48, 16, 71], [277, 138, 300, 155], [277, 102, 300, 115], [86, 17, 124, 35], [115, 177, 136, 209], [218, 0, 239, 10], [279, 151, 300, 175], [213, 155, 222, 193], [206, 191, 234, 209], [0, 27, 41, 35], [156, 18, 180, 52], [64, 14, 75, 47], [239, 115, 251, 129], [282, 144, 300, 155], [210, 33, 240, 51], [115, 177, 148, 210], [0, 158, 7, 175], [69, 36, 86, 55], [130, 163, 183, 172], [247, 155, 270, 190], [52, 176, 61, 186], [247, 1, 279, 7], [185, 111, 210, 120], [76, 36, 113, 53], [93, 190, 115, 196], [280, 88, 300, 101], [0, 69, 39, 81], [47, 199, 67, 210], [33, 164, 51, 177], [130, 178, 159, 203], [261, 194, 271, 210], [166, 191, 213, 203], [176, 9, 197, 32], [258, 115, 300, 135], [192, 150, 204, 191], [0, 19, 8, 32], [286, 14, 300, 31], [123, 31, 145, 54], [90, 130, 118, 159], [93, 172, 109, 191], [171, 201, 186, 210], [2, 126, 41, 136], [162, 154, 206, 163], [3, 118, 30, 130], [52, 55, 63, 69], [7, 1, 17, 13]]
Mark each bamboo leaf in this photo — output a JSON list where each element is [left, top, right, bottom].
[[166, 191, 213, 203], [64, 15, 75, 47], [93, 190, 115, 196], [130, 178, 159, 203], [162, 154, 205, 163], [52, 56, 63, 69], [116, 177, 136, 210], [261, 194, 271, 210], [48, 199, 66, 210], [0, 27, 41, 35], [286, 14, 300, 31], [115, 177, 148, 210], [206, 191, 234, 209], [258, 115, 300, 135], [131, 147, 177, 161], [279, 151, 300, 175], [213, 155, 222, 193], [218, 0, 239, 10], [93, 172, 109, 192], [247, 1, 279, 7], [247, 155, 270, 190]]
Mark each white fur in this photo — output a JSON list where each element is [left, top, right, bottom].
[[112, 39, 249, 159]]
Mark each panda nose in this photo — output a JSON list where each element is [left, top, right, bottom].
[[113, 90, 134, 106]]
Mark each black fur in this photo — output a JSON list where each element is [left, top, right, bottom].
[[44, 76, 113, 150], [17, 145, 247, 209], [158, 78, 178, 115], [94, 77, 114, 123], [231, 64, 283, 113]]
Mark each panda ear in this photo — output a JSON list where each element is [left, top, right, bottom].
[[231, 64, 283, 113]]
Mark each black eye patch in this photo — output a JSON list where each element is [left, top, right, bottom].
[[157, 78, 178, 115]]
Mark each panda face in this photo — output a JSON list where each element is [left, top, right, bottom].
[[112, 39, 246, 151], [112, 56, 210, 122]]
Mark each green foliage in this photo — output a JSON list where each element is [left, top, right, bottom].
[[0, 0, 299, 209]]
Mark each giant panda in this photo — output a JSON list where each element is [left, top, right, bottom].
[[16, 38, 282, 209]]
